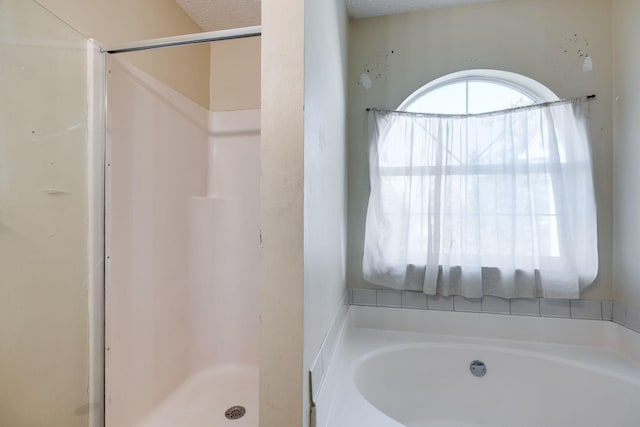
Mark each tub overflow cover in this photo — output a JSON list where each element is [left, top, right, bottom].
[[470, 360, 487, 377]]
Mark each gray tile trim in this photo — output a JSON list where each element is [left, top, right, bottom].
[[482, 296, 510, 315], [605, 302, 640, 334], [613, 302, 626, 324], [453, 296, 482, 312], [351, 288, 376, 306], [401, 291, 427, 309], [428, 294, 453, 311], [540, 298, 571, 318], [510, 298, 540, 317], [377, 290, 402, 307], [602, 301, 613, 321], [348, 289, 634, 327], [570, 299, 603, 320], [309, 289, 349, 402], [625, 306, 640, 333]]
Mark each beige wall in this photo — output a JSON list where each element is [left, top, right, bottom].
[[259, 0, 305, 425], [347, 0, 614, 301], [0, 1, 94, 425], [613, 0, 640, 310], [210, 37, 261, 111], [303, 0, 349, 425], [37, 0, 210, 108]]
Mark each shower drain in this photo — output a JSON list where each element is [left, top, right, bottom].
[[225, 405, 246, 420], [469, 360, 487, 377]]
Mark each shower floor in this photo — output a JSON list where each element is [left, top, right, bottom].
[[136, 364, 258, 427]]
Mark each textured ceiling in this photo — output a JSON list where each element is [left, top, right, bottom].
[[176, 0, 500, 31], [347, 0, 500, 19], [176, 0, 260, 31]]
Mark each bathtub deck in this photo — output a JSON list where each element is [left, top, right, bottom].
[[318, 306, 640, 427], [136, 365, 258, 427]]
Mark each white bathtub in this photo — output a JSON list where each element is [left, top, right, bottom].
[[318, 306, 640, 427]]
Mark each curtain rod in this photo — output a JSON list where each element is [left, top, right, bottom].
[[366, 94, 597, 113], [102, 25, 261, 54]]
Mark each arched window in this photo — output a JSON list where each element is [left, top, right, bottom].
[[399, 69, 558, 114], [362, 70, 598, 299]]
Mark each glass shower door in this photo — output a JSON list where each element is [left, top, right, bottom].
[[0, 1, 104, 426]]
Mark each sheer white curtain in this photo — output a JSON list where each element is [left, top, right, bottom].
[[363, 99, 598, 299]]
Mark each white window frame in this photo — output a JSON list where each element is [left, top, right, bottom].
[[399, 69, 559, 113]]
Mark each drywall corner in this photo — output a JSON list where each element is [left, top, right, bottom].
[[260, 0, 305, 425]]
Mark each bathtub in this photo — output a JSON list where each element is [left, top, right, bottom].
[[317, 305, 640, 427]]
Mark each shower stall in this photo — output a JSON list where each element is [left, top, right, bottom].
[[0, 0, 261, 425], [105, 45, 260, 427]]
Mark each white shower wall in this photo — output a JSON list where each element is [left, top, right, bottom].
[[106, 56, 259, 426], [190, 109, 260, 372]]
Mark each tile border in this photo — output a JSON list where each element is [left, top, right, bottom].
[[349, 288, 623, 323], [310, 290, 349, 402], [612, 302, 640, 333]]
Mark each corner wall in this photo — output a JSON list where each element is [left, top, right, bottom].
[[260, 0, 305, 425], [36, 0, 210, 108], [210, 37, 261, 111], [347, 0, 613, 301], [303, 0, 349, 424], [612, 0, 640, 310]]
